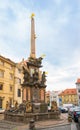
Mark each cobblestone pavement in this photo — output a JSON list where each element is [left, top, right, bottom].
[[0, 120, 24, 130], [36, 123, 80, 130], [0, 113, 79, 130], [0, 121, 70, 130], [0, 115, 70, 130], [37, 124, 71, 130]]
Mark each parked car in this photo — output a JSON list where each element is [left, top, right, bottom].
[[0, 108, 5, 114], [78, 115, 80, 126], [68, 106, 80, 118], [59, 106, 68, 113], [73, 109, 80, 122], [68, 107, 76, 119]]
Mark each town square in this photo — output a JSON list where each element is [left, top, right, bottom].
[[0, 0, 80, 130]]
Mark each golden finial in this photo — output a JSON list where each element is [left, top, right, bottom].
[[45, 72, 48, 74], [41, 54, 46, 58], [31, 13, 35, 18]]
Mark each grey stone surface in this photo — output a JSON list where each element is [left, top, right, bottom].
[[37, 124, 71, 130], [0, 120, 24, 130]]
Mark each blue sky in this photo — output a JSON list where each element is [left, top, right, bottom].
[[0, 0, 80, 91]]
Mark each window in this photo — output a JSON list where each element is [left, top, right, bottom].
[[18, 78, 21, 84], [0, 84, 3, 90], [17, 89, 21, 97], [0, 60, 4, 66], [9, 98, 12, 106], [0, 70, 4, 78], [10, 65, 13, 70], [10, 73, 13, 80], [10, 85, 12, 92], [15, 78, 21, 84], [0, 99, 2, 108]]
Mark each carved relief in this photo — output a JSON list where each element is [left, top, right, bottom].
[[28, 56, 43, 67]]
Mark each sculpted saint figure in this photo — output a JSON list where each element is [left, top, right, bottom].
[[33, 69, 39, 82], [23, 66, 30, 83], [41, 71, 46, 85]]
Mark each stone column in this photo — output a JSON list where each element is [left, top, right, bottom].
[[30, 14, 36, 58]]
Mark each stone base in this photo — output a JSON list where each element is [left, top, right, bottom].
[[4, 111, 60, 123], [33, 103, 48, 113]]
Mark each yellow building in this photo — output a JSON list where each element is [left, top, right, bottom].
[[14, 63, 23, 105], [0, 55, 15, 109], [59, 88, 78, 106], [0, 55, 24, 109]]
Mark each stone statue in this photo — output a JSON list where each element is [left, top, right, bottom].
[[6, 101, 9, 110], [15, 101, 18, 109], [36, 57, 43, 65], [16, 100, 26, 113], [23, 66, 30, 83], [26, 101, 32, 112], [41, 71, 46, 85], [33, 69, 39, 82]]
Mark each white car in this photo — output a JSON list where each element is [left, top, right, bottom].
[[0, 108, 5, 114]]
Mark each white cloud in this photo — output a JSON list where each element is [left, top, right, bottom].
[[0, 0, 80, 91], [42, 56, 80, 91]]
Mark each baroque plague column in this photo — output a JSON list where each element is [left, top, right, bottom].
[[22, 14, 47, 113]]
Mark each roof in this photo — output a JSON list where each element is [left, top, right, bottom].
[[59, 88, 77, 96], [76, 78, 80, 84], [0, 55, 15, 66]]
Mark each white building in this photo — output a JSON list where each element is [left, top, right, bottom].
[[76, 78, 80, 106], [50, 90, 62, 107]]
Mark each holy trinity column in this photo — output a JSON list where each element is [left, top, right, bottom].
[[22, 14, 47, 112]]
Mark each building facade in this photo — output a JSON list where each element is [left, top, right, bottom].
[[0, 55, 15, 109], [14, 63, 23, 106], [0, 55, 24, 109], [59, 88, 78, 106], [50, 90, 62, 107], [45, 91, 50, 105], [76, 78, 80, 106]]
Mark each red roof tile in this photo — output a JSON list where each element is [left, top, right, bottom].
[[59, 88, 77, 96]]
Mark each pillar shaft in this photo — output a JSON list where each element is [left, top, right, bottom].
[[30, 17, 36, 58]]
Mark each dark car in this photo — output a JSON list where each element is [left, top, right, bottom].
[[73, 110, 80, 122], [68, 107, 76, 119], [78, 116, 80, 126], [68, 106, 80, 118]]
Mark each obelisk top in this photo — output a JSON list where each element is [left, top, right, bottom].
[[30, 13, 36, 58]]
